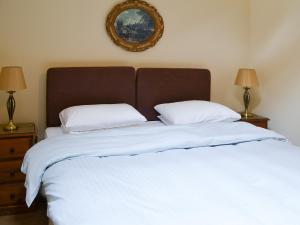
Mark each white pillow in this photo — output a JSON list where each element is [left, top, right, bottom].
[[154, 100, 241, 125], [59, 104, 147, 132], [157, 115, 173, 125]]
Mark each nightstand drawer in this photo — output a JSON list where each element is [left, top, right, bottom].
[[0, 183, 26, 206], [0, 160, 25, 183], [0, 138, 32, 159]]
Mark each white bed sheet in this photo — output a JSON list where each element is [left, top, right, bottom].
[[23, 122, 300, 225]]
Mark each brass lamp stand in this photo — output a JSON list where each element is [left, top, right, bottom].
[[5, 91, 17, 131], [241, 87, 252, 118], [0, 66, 27, 131]]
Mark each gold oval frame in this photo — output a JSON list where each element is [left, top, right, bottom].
[[106, 0, 164, 52]]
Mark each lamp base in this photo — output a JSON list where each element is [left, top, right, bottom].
[[4, 121, 17, 131], [241, 112, 253, 118]]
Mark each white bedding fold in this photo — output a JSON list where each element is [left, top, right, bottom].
[[22, 122, 285, 206]]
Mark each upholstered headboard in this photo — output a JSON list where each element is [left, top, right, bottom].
[[46, 67, 136, 127], [136, 68, 211, 120], [46, 67, 211, 126]]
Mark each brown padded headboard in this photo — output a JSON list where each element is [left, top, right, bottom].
[[136, 68, 211, 120], [47, 67, 135, 127]]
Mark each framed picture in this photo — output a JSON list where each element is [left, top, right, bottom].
[[106, 0, 164, 52]]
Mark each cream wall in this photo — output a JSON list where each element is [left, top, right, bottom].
[[250, 0, 300, 145], [0, 0, 249, 138]]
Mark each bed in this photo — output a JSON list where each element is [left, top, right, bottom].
[[22, 67, 300, 225]]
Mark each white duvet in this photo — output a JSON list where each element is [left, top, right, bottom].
[[22, 122, 300, 225]]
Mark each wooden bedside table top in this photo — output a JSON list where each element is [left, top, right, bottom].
[[239, 114, 269, 129], [0, 123, 36, 138], [239, 114, 269, 122]]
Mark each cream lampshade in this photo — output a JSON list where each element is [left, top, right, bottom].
[[234, 68, 259, 118], [0, 66, 27, 131]]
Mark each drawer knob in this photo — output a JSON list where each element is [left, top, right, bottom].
[[9, 148, 15, 154], [10, 170, 16, 177], [10, 193, 16, 200]]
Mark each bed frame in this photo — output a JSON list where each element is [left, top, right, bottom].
[[47, 67, 210, 225], [47, 67, 211, 127]]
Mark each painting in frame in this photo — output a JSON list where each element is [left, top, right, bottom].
[[106, 0, 164, 52]]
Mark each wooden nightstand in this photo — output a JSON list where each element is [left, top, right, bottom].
[[239, 114, 269, 129], [0, 123, 37, 215]]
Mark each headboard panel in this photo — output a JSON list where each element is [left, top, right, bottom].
[[47, 67, 136, 127], [136, 68, 211, 120]]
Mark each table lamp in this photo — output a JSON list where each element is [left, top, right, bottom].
[[234, 68, 259, 118], [0, 66, 27, 131]]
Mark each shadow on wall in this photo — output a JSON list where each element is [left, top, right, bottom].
[[250, 0, 300, 145]]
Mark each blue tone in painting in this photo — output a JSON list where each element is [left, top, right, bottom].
[[114, 9, 155, 43]]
